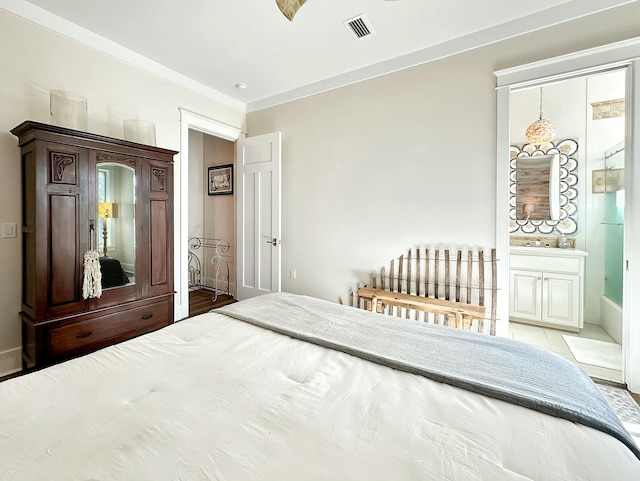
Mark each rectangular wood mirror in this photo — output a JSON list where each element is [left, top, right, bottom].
[[515, 153, 560, 221]]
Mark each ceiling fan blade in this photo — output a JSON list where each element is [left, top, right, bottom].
[[275, 0, 307, 21]]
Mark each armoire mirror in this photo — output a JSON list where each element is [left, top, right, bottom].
[[96, 162, 136, 288], [515, 153, 560, 221]]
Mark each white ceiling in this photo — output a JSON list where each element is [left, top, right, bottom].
[[4, 0, 636, 111]]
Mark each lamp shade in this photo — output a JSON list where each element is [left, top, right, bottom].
[[525, 86, 557, 146], [525, 118, 557, 146], [98, 202, 118, 219]]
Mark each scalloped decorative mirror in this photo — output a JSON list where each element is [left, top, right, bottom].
[[509, 139, 579, 235]]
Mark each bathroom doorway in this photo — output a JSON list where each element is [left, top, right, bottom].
[[507, 68, 626, 383]]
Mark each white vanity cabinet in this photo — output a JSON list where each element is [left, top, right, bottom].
[[509, 247, 587, 331]]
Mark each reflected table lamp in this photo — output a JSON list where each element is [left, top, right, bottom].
[[98, 202, 118, 257], [521, 203, 535, 221]]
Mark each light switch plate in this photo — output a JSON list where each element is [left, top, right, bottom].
[[1, 223, 17, 238]]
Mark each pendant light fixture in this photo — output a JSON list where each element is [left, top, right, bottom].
[[525, 87, 557, 146], [276, 0, 307, 21]]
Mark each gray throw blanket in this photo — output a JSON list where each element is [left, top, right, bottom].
[[217, 292, 640, 460]]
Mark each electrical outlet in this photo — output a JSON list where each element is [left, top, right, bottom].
[[290, 269, 297, 279]]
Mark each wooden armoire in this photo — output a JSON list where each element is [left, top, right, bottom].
[[12, 121, 176, 369]]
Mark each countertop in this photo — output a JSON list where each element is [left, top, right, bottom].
[[509, 246, 588, 257]]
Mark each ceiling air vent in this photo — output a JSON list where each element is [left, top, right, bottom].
[[344, 14, 374, 40]]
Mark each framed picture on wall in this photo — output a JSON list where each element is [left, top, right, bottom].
[[208, 164, 234, 195]]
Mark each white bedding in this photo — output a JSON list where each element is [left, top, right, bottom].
[[1, 302, 639, 480]]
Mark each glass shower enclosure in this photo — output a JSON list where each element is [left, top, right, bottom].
[[601, 142, 625, 306]]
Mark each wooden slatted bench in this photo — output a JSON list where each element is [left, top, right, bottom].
[[357, 287, 486, 331]]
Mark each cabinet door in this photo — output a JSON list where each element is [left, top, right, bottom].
[[142, 159, 174, 298], [509, 269, 541, 321], [35, 142, 89, 320], [542, 272, 579, 328]]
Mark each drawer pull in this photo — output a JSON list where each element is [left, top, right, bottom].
[[141, 312, 154, 320], [76, 329, 92, 339]]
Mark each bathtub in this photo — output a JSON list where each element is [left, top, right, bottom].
[[600, 295, 622, 343]]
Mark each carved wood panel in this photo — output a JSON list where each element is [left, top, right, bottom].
[[50, 152, 77, 185], [151, 167, 167, 192], [95, 153, 136, 166]]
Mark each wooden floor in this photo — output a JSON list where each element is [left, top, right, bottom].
[[189, 289, 236, 317]]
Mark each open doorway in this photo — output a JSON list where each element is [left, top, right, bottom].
[[187, 130, 237, 317], [175, 109, 243, 321], [505, 69, 626, 383], [175, 110, 282, 318], [496, 43, 640, 394]]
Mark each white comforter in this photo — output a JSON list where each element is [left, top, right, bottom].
[[1, 308, 639, 480]]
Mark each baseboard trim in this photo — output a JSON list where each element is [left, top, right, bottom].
[[0, 347, 23, 378]]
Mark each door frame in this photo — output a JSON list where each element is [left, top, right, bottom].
[[495, 37, 640, 392], [176, 108, 244, 320]]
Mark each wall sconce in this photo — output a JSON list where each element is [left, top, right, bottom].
[[521, 203, 535, 220], [98, 202, 118, 257]]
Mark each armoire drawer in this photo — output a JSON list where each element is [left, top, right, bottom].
[[49, 300, 171, 357]]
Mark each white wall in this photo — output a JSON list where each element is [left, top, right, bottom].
[[247, 3, 640, 314], [0, 9, 244, 374], [249, 52, 496, 305]]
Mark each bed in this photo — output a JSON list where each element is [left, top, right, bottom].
[[99, 256, 131, 288], [1, 292, 639, 480]]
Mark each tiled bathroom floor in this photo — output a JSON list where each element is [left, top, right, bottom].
[[509, 321, 623, 383]]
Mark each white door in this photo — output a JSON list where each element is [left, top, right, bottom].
[[236, 132, 282, 300]]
